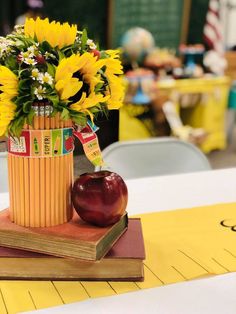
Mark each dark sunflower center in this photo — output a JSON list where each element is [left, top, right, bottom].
[[0, 84, 2, 94], [69, 71, 90, 104]]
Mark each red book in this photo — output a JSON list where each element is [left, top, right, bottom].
[[0, 218, 145, 281], [0, 210, 128, 261]]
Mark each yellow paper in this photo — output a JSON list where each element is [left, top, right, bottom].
[[3, 202, 236, 314]]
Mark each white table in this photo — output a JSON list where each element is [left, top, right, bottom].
[[5, 167, 236, 314]]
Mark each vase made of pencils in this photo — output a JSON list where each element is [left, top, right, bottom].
[[7, 102, 74, 227]]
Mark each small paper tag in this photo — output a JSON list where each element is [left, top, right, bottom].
[[74, 123, 104, 166]]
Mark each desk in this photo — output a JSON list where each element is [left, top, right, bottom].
[[0, 168, 233, 313]]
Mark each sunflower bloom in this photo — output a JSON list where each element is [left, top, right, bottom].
[[55, 53, 108, 114], [24, 17, 77, 49], [0, 100, 17, 135], [102, 50, 124, 109], [0, 66, 18, 135], [0, 66, 18, 101]]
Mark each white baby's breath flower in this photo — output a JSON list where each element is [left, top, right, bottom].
[[86, 39, 97, 50], [38, 72, 53, 85], [27, 45, 38, 54], [0, 37, 14, 58], [45, 51, 56, 60], [14, 24, 24, 34], [31, 68, 39, 80], [21, 51, 30, 58], [24, 57, 37, 65], [34, 85, 46, 100]]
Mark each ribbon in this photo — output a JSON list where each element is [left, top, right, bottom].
[[73, 122, 104, 167]]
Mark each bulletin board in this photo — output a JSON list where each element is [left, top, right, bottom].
[[110, 0, 185, 49]]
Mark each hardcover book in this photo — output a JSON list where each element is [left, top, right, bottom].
[[0, 210, 128, 261], [0, 218, 144, 281]]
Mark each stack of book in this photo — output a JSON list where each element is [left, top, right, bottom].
[[0, 210, 145, 281]]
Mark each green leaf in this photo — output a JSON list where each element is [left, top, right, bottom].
[[23, 100, 33, 113], [47, 94, 59, 107], [60, 107, 70, 120], [47, 63, 56, 77], [15, 94, 32, 106], [100, 51, 110, 59], [9, 116, 26, 137], [4, 55, 18, 70], [81, 29, 88, 50], [94, 82, 104, 93], [70, 113, 87, 126], [26, 108, 35, 125], [57, 49, 65, 62], [41, 41, 52, 52], [19, 79, 30, 92]]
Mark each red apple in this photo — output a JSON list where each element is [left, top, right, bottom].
[[72, 171, 128, 227]]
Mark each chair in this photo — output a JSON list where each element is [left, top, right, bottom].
[[0, 152, 8, 192], [96, 137, 211, 179]]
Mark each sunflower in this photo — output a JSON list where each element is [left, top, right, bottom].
[[0, 66, 18, 101], [24, 17, 77, 49], [0, 66, 18, 135], [55, 52, 109, 115], [101, 50, 124, 109], [0, 101, 17, 136]]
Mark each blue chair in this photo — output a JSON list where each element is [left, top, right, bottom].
[[96, 137, 211, 179]]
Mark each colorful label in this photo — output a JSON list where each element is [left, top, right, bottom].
[[74, 123, 104, 166], [31, 130, 42, 156], [52, 129, 62, 156], [8, 128, 73, 158], [42, 130, 51, 156], [63, 128, 74, 154], [8, 131, 30, 157]]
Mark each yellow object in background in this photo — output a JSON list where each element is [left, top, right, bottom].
[[120, 76, 230, 153]]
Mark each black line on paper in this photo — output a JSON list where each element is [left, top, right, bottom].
[[28, 291, 37, 310], [107, 282, 118, 294], [0, 288, 8, 314], [212, 258, 230, 272], [171, 265, 187, 280], [143, 263, 165, 284], [178, 250, 210, 273], [224, 248, 236, 258], [134, 282, 141, 289], [51, 281, 65, 304], [79, 282, 91, 298]]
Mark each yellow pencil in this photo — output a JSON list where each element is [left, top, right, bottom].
[[45, 103, 51, 226], [50, 116, 56, 225], [55, 113, 60, 225], [39, 103, 46, 227]]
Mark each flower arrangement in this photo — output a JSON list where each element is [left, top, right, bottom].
[[0, 17, 124, 136]]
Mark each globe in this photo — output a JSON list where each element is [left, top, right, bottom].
[[121, 27, 155, 64]]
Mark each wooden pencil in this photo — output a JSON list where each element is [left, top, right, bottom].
[[18, 155, 25, 226], [55, 113, 60, 225], [22, 123, 30, 227], [45, 103, 51, 226], [12, 155, 17, 223], [30, 104, 39, 227], [39, 103, 46, 227], [7, 153, 14, 221], [50, 116, 56, 226]]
